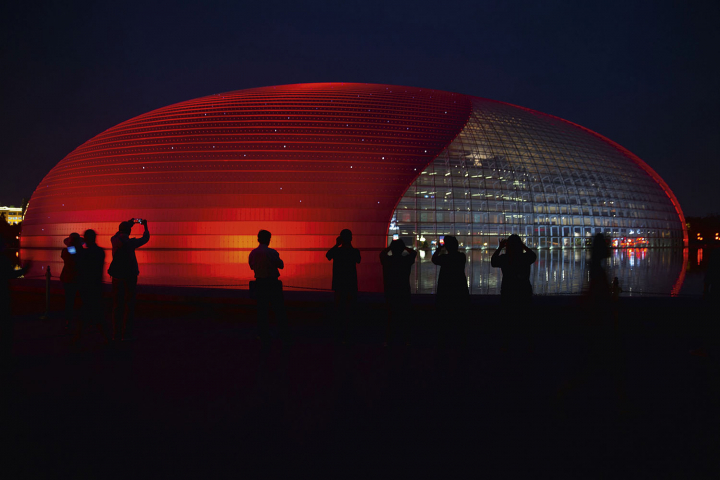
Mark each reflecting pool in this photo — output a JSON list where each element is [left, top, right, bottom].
[[412, 247, 693, 296]]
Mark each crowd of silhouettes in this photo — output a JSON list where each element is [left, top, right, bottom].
[[7, 219, 719, 369], [56, 219, 150, 344]]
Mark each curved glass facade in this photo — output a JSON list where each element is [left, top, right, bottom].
[[390, 98, 685, 293]]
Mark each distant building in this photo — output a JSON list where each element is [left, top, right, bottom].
[[0, 206, 23, 225]]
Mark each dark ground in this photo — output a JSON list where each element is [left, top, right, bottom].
[[2, 283, 718, 478]]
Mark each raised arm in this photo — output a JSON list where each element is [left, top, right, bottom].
[[326, 236, 342, 261], [431, 247, 443, 265], [522, 244, 537, 264], [128, 220, 150, 249], [491, 238, 507, 268]]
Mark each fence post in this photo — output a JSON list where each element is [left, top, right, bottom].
[[39, 265, 51, 320]]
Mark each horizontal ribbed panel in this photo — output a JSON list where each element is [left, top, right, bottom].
[[22, 83, 472, 291]]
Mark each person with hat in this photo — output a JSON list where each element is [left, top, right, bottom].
[[108, 219, 150, 342], [60, 232, 84, 331]]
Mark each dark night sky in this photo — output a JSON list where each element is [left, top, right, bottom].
[[2, 0, 718, 216]]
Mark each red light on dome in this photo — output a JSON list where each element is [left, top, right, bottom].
[[20, 83, 471, 291]]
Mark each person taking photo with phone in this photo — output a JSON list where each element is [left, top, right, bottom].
[[432, 235, 470, 346], [380, 238, 416, 346], [108, 218, 149, 342], [491, 234, 537, 351]]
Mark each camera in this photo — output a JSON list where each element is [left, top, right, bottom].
[[392, 234, 399, 241], [439, 235, 445, 246], [134, 218, 144, 224]]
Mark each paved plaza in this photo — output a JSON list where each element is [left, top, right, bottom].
[[2, 287, 717, 477]]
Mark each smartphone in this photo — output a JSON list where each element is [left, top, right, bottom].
[[135, 218, 143, 224], [439, 236, 445, 246], [392, 234, 399, 241], [67, 246, 76, 254]]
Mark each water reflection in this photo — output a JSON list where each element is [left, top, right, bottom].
[[20, 245, 708, 296], [412, 248, 690, 296]]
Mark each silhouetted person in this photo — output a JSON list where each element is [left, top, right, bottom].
[[108, 219, 149, 342], [248, 230, 288, 344], [60, 232, 84, 331], [491, 234, 537, 306], [432, 235, 469, 345], [588, 233, 611, 306], [326, 229, 361, 343], [491, 234, 537, 350], [0, 239, 31, 364], [558, 233, 627, 413], [380, 239, 417, 346], [73, 229, 110, 345]]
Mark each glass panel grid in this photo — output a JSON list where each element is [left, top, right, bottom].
[[390, 99, 684, 293]]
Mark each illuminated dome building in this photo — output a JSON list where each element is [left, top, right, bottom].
[[21, 83, 686, 293]]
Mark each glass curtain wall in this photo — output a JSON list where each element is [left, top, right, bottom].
[[389, 99, 684, 294]]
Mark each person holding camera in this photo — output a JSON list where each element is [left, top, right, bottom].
[[108, 218, 149, 342], [432, 235, 469, 346], [326, 229, 361, 343], [491, 234, 537, 306], [248, 229, 288, 344], [380, 238, 416, 346], [491, 234, 537, 351]]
